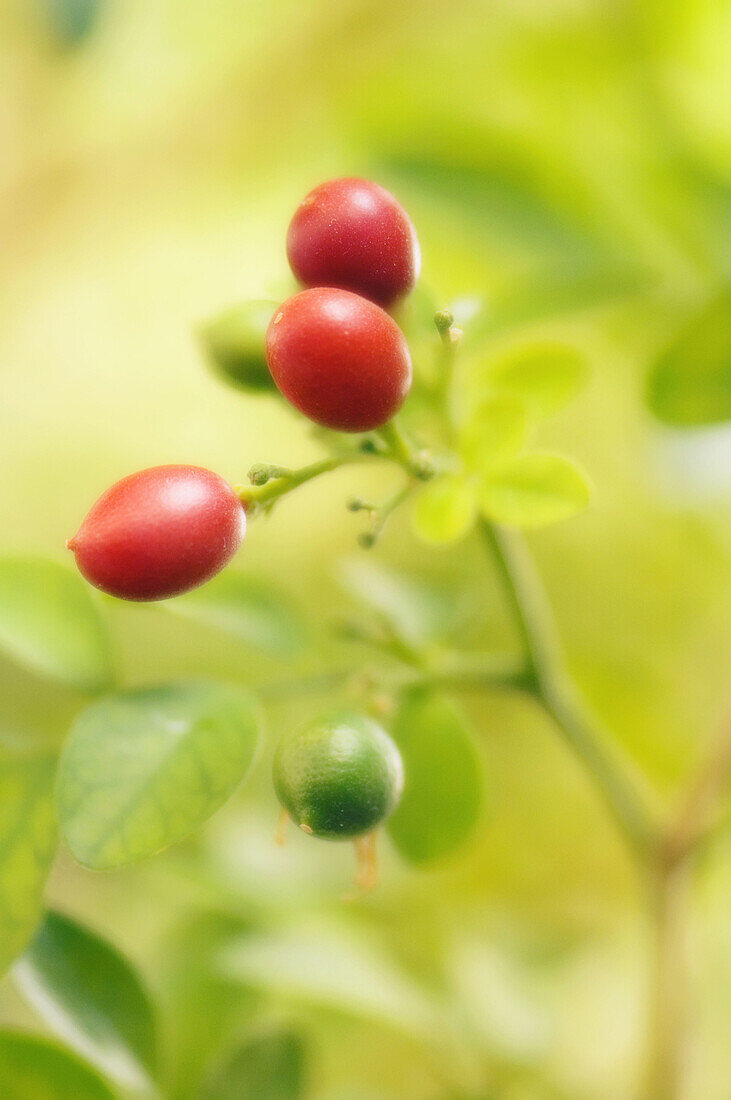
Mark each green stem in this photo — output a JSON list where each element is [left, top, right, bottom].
[[434, 309, 462, 437], [478, 518, 655, 861], [240, 421, 435, 517], [376, 419, 414, 467], [478, 520, 731, 1100], [538, 681, 655, 861], [640, 712, 731, 1100], [358, 483, 415, 548], [663, 713, 731, 864], [239, 454, 361, 511], [478, 521, 557, 688], [643, 861, 688, 1100], [259, 653, 525, 703], [376, 419, 434, 480]]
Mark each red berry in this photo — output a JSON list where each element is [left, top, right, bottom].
[[67, 465, 245, 601], [265, 288, 412, 432], [286, 178, 420, 308]]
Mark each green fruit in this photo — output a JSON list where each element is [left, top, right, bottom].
[[273, 712, 404, 840], [199, 300, 278, 392]]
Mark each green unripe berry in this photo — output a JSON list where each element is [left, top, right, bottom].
[[273, 712, 404, 840], [199, 300, 278, 392]]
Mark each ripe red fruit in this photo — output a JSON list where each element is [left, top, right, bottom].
[[286, 178, 420, 308], [67, 465, 245, 601], [265, 288, 412, 432]]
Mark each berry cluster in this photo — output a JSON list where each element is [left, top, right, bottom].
[[66, 178, 418, 883], [68, 177, 419, 602]]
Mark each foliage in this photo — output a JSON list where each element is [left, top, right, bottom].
[[0, 1031, 116, 1099], [0, 557, 112, 694], [387, 691, 483, 864], [0, 741, 57, 978], [56, 682, 261, 869], [15, 909, 158, 1091], [199, 1028, 306, 1100], [646, 291, 731, 427], [1, 2, 730, 1098]]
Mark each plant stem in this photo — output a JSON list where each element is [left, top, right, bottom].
[[258, 653, 525, 703], [376, 419, 416, 468], [478, 521, 558, 688], [434, 309, 462, 437], [358, 483, 415, 548], [239, 454, 361, 510], [477, 519, 731, 1100], [240, 419, 434, 516], [663, 712, 731, 864], [376, 418, 434, 479], [643, 859, 689, 1100], [478, 518, 655, 861], [538, 685, 656, 861]]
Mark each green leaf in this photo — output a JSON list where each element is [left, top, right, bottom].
[[199, 300, 278, 393], [56, 682, 261, 869], [199, 1029, 305, 1100], [44, 0, 104, 47], [15, 909, 157, 1091], [646, 292, 731, 426], [0, 741, 58, 978], [387, 691, 483, 864], [220, 917, 442, 1040], [158, 911, 261, 1096], [338, 559, 462, 646], [166, 572, 306, 658], [0, 557, 113, 693], [449, 934, 548, 1061], [487, 342, 588, 419], [459, 393, 529, 474], [479, 452, 592, 528], [412, 476, 478, 545], [382, 157, 600, 264], [0, 1031, 115, 1099]]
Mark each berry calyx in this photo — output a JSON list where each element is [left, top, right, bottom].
[[265, 288, 412, 432], [67, 465, 245, 601], [286, 177, 420, 308], [273, 711, 404, 840]]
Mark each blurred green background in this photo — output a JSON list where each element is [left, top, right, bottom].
[[0, 1, 729, 1098]]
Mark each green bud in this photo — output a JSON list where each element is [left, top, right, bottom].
[[199, 300, 278, 393], [358, 531, 377, 549], [248, 463, 272, 486], [411, 453, 436, 481], [434, 309, 454, 335]]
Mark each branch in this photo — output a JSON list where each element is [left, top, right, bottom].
[[239, 418, 435, 517], [239, 454, 363, 512], [478, 518, 656, 861], [661, 710, 731, 867], [258, 653, 525, 703]]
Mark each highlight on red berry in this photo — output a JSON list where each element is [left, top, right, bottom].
[[67, 465, 246, 601], [265, 287, 412, 432], [286, 177, 420, 308]]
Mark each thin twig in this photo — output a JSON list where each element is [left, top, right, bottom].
[[662, 710, 731, 866], [258, 654, 525, 703]]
